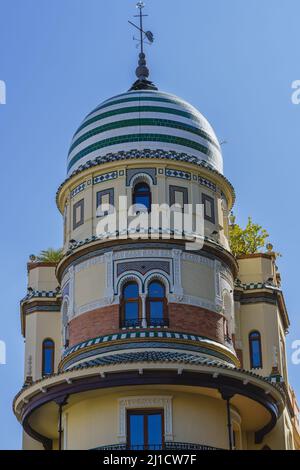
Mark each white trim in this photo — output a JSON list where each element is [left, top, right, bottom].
[[118, 396, 173, 444], [144, 271, 171, 294], [129, 172, 154, 188], [168, 293, 217, 312], [117, 273, 144, 296]]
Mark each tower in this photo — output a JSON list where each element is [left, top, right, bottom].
[[14, 4, 299, 451]]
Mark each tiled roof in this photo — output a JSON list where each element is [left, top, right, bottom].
[[62, 330, 233, 359], [71, 351, 231, 369], [63, 232, 225, 257], [21, 289, 60, 303], [235, 280, 280, 292]]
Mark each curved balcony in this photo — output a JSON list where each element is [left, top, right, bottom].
[[92, 442, 222, 450], [122, 317, 169, 329]]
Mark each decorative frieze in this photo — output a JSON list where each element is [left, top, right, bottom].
[[93, 171, 118, 185], [198, 176, 216, 192], [71, 182, 86, 199], [165, 168, 191, 180]]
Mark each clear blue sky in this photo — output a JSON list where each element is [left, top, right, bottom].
[[0, 0, 299, 449]]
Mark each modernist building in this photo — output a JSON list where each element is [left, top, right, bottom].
[[13, 7, 300, 451]]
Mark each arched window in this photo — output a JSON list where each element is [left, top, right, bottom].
[[133, 182, 151, 212], [42, 339, 55, 376], [146, 281, 168, 327], [121, 282, 140, 327], [62, 300, 69, 349], [249, 331, 263, 369]]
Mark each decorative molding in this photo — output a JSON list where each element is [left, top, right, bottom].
[[71, 182, 86, 199], [118, 396, 173, 443], [116, 273, 144, 296], [168, 293, 216, 312], [68, 266, 75, 319], [74, 255, 106, 273], [114, 249, 171, 260], [181, 252, 214, 268], [172, 249, 183, 299], [198, 176, 216, 192], [165, 168, 191, 180], [105, 251, 114, 303], [93, 171, 118, 185], [62, 330, 235, 360], [75, 297, 117, 316], [144, 272, 171, 294], [56, 149, 236, 210], [117, 260, 170, 277], [214, 260, 223, 311], [127, 168, 157, 187]]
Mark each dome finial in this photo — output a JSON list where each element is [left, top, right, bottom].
[[128, 2, 158, 91]]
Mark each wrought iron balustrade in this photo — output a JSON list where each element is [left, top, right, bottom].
[[121, 317, 169, 328], [92, 442, 222, 450]]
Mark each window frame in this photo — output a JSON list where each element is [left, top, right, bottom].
[[169, 185, 188, 210], [72, 199, 84, 230], [126, 408, 165, 450], [42, 338, 55, 376], [202, 193, 215, 224], [146, 281, 168, 327], [96, 188, 114, 217], [132, 182, 152, 213], [120, 281, 141, 328], [249, 330, 263, 369]]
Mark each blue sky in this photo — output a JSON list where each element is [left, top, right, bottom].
[[0, 0, 300, 449]]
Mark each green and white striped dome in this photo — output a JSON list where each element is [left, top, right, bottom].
[[67, 89, 223, 176]]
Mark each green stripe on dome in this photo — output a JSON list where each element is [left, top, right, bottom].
[[69, 118, 220, 156], [87, 95, 201, 118], [74, 105, 213, 137], [67, 133, 216, 173], [100, 90, 176, 104]]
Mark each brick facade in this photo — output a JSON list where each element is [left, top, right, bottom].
[[168, 303, 226, 344], [69, 305, 119, 346], [69, 302, 227, 347]]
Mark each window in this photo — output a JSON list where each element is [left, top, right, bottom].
[[73, 199, 84, 229], [127, 409, 164, 450], [169, 185, 188, 210], [133, 182, 151, 212], [202, 193, 215, 224], [146, 281, 168, 327], [121, 282, 140, 327], [249, 331, 263, 369], [62, 301, 69, 349], [96, 188, 114, 217], [42, 339, 55, 376]]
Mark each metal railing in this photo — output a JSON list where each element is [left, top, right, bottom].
[[122, 317, 169, 328], [92, 442, 222, 451]]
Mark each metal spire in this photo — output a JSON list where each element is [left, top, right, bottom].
[[128, 2, 158, 91]]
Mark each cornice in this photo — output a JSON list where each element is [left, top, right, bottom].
[[56, 149, 235, 212]]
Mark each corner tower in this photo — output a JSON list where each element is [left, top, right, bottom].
[[14, 4, 297, 451]]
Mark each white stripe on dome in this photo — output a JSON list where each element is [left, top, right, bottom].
[[68, 141, 223, 174], [67, 90, 223, 176], [68, 126, 221, 162], [79, 100, 214, 133], [71, 113, 217, 145]]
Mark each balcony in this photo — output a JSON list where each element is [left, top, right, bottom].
[[92, 442, 222, 450], [122, 317, 169, 329]]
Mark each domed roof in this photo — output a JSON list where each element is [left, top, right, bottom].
[[67, 89, 223, 176]]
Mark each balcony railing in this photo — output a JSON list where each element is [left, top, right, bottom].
[[122, 317, 169, 328], [92, 442, 222, 451]]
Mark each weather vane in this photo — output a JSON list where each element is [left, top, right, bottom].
[[129, 2, 154, 54], [128, 2, 157, 90]]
